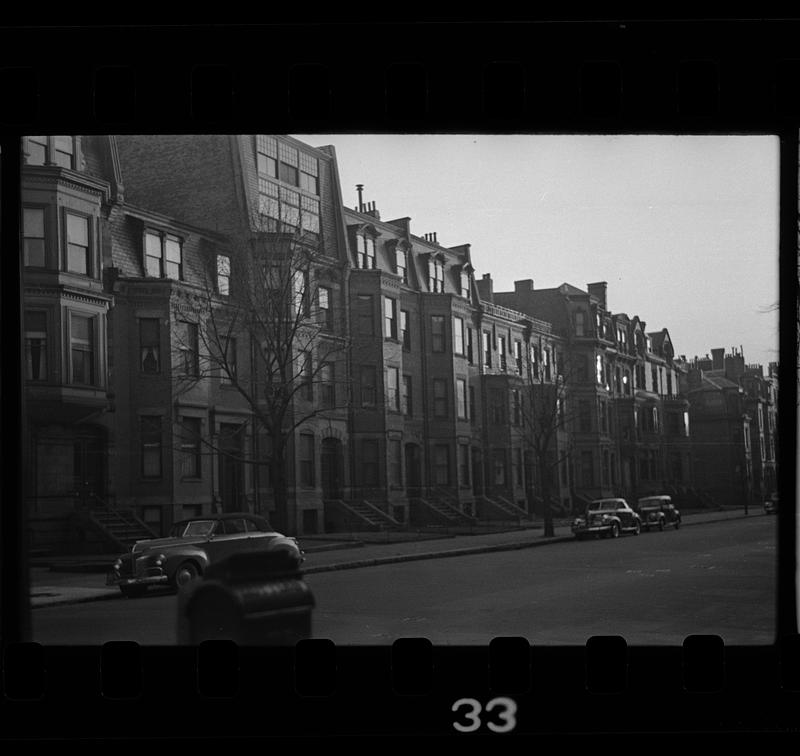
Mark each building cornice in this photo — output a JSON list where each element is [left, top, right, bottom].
[[23, 165, 112, 204], [24, 284, 112, 308]]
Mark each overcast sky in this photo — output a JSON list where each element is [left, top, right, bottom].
[[295, 133, 780, 371]]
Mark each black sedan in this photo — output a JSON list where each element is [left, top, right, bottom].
[[636, 495, 681, 531]]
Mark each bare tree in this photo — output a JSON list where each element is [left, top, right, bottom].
[[519, 345, 578, 537], [172, 226, 352, 534]]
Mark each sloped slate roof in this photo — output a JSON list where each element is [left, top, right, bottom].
[[701, 372, 740, 390]]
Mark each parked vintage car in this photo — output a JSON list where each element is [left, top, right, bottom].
[[107, 513, 304, 598], [572, 498, 641, 540], [763, 492, 779, 514], [636, 495, 682, 531]]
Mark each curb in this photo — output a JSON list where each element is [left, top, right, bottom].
[[30, 511, 759, 607], [302, 534, 573, 574], [31, 591, 123, 609]]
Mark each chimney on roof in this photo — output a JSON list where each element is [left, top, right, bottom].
[[587, 281, 607, 310], [477, 273, 494, 303], [725, 349, 745, 381], [356, 184, 364, 212], [514, 279, 534, 294], [711, 347, 724, 371]]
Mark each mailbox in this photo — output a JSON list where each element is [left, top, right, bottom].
[[177, 549, 315, 645]]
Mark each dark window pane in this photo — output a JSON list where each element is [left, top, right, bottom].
[[279, 162, 298, 185]]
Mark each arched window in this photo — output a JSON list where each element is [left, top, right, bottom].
[[428, 255, 445, 292], [358, 235, 376, 269]]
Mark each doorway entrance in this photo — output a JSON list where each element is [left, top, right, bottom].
[[320, 437, 344, 500], [72, 431, 106, 508], [404, 443, 422, 496], [471, 447, 483, 497], [218, 423, 245, 512]]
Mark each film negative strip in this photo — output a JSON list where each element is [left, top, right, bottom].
[[1, 18, 798, 742]]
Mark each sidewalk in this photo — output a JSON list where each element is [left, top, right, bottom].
[[28, 507, 763, 608]]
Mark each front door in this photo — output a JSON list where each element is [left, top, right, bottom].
[[73, 432, 106, 508], [472, 447, 484, 497], [405, 443, 421, 496], [320, 438, 343, 500], [218, 424, 245, 513]]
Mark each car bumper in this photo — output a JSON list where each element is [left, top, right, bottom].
[[106, 569, 169, 588], [572, 525, 612, 536]]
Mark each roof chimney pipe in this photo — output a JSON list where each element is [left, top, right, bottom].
[[356, 184, 364, 212]]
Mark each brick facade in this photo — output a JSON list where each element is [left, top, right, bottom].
[[20, 134, 778, 552]]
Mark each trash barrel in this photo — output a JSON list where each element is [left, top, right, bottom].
[[176, 548, 315, 645]]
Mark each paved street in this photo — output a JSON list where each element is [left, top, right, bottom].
[[307, 516, 777, 645], [30, 515, 777, 646]]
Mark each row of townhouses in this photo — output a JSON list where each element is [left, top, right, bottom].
[[20, 134, 779, 553]]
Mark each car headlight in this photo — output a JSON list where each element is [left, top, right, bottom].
[[113, 558, 122, 570], [153, 553, 166, 567]]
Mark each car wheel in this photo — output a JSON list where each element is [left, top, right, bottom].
[[174, 561, 200, 588], [633, 520, 641, 535], [674, 519, 681, 530], [120, 585, 147, 599], [609, 523, 620, 539]]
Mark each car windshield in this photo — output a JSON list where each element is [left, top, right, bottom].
[[181, 520, 216, 537]]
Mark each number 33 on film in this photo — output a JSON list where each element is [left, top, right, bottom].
[[451, 697, 517, 733]]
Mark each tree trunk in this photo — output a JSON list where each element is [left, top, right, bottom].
[[270, 441, 290, 534], [539, 458, 555, 537]]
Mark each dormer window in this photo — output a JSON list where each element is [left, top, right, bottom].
[[395, 247, 408, 283], [144, 229, 182, 280], [574, 310, 586, 337], [428, 255, 445, 293], [459, 263, 473, 301], [358, 235, 376, 269], [24, 135, 75, 169], [216, 254, 231, 295]]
